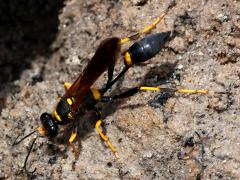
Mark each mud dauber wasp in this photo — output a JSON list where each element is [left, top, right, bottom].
[[13, 0, 209, 175]]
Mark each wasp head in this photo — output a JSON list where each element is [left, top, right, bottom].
[[40, 112, 58, 138]]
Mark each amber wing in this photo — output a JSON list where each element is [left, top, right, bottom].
[[64, 37, 120, 112]]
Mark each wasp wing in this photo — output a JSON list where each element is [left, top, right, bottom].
[[64, 37, 120, 112]]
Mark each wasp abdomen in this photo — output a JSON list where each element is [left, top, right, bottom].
[[127, 32, 171, 65]]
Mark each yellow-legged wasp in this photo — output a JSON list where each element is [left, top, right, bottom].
[[13, 0, 209, 175]]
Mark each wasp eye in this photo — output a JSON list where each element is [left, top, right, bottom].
[[40, 113, 58, 137]]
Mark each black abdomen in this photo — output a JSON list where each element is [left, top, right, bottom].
[[128, 32, 170, 64]]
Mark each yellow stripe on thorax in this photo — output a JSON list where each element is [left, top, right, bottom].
[[67, 98, 73, 105], [54, 110, 62, 122]]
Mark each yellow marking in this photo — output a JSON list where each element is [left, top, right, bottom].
[[69, 131, 77, 143], [38, 126, 46, 136], [140, 86, 161, 91], [124, 52, 133, 66], [68, 112, 74, 120], [64, 82, 72, 91], [95, 120, 117, 154], [91, 88, 101, 100], [67, 98, 73, 105], [119, 37, 130, 44], [177, 89, 209, 94], [54, 110, 62, 122]]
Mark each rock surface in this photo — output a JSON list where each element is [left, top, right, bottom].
[[0, 0, 239, 179]]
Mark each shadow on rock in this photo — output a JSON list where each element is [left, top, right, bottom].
[[0, 0, 65, 111]]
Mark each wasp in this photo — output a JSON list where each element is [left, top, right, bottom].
[[13, 0, 208, 175]]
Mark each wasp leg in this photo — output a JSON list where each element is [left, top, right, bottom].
[[95, 120, 119, 158], [139, 86, 209, 94], [125, 86, 208, 98], [94, 109, 119, 158], [106, 60, 116, 87], [69, 124, 79, 159], [102, 86, 209, 102], [101, 66, 129, 94], [119, 0, 176, 44], [64, 82, 72, 91]]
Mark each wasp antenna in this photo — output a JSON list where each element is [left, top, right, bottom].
[[23, 136, 39, 176], [13, 129, 38, 146]]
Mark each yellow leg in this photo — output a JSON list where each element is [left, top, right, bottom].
[[139, 86, 209, 94], [119, 14, 166, 44], [95, 120, 119, 158], [64, 82, 72, 91], [119, 1, 176, 44], [69, 131, 77, 144], [176, 89, 209, 94], [69, 125, 79, 159]]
